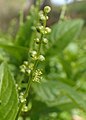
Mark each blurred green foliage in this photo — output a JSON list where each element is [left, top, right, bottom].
[[0, 2, 86, 120]]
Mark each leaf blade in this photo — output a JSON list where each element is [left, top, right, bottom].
[[33, 80, 86, 111], [0, 63, 18, 120], [46, 19, 84, 56]]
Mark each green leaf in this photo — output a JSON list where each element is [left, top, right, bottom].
[[33, 80, 86, 111], [15, 20, 32, 46], [0, 63, 18, 120], [30, 100, 76, 119], [46, 19, 84, 56], [15, 15, 34, 48], [30, 100, 60, 119], [0, 44, 28, 64], [58, 53, 73, 79]]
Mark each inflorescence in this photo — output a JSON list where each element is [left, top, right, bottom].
[[20, 5, 51, 83], [19, 5, 51, 113]]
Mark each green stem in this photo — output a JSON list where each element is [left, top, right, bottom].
[[59, 4, 67, 21], [15, 34, 44, 120], [15, 3, 47, 119]]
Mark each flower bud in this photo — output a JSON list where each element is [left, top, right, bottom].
[[39, 13, 46, 21], [22, 105, 28, 112], [36, 25, 44, 33], [29, 63, 34, 70], [46, 16, 49, 20], [24, 61, 28, 66], [39, 10, 43, 15], [42, 38, 48, 44], [20, 65, 26, 73], [44, 6, 51, 13], [30, 51, 37, 60], [26, 69, 31, 75], [21, 98, 26, 103], [39, 55, 45, 61], [19, 93, 26, 103], [16, 84, 21, 90], [45, 27, 51, 34], [34, 38, 40, 44], [30, 51, 37, 57]]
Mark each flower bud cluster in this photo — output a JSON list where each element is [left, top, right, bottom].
[[19, 93, 26, 103], [34, 37, 48, 45], [20, 61, 34, 75], [36, 6, 51, 34], [39, 11, 48, 21], [36, 25, 51, 35], [34, 5, 51, 47], [39, 5, 51, 21], [30, 50, 45, 61], [19, 92, 28, 112], [22, 104, 28, 112]]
